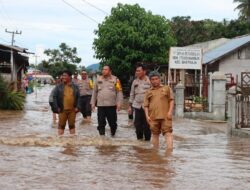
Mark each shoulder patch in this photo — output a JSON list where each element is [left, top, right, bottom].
[[115, 79, 122, 91]]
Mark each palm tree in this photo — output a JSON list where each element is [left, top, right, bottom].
[[234, 0, 250, 22]]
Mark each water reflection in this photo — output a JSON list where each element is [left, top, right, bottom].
[[61, 146, 79, 157], [95, 146, 119, 156], [132, 147, 175, 189]]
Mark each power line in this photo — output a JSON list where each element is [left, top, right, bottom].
[[1, 23, 87, 31], [81, 0, 108, 15], [61, 0, 99, 24], [0, 0, 17, 29]]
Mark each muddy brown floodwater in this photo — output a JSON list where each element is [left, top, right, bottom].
[[0, 85, 250, 190]]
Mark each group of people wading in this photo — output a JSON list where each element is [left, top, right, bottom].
[[49, 64, 174, 151]]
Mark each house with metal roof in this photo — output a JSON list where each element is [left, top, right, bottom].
[[172, 35, 250, 101], [0, 43, 30, 89], [186, 37, 230, 53], [203, 34, 250, 79]]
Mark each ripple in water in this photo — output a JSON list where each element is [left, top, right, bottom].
[[0, 135, 147, 147]]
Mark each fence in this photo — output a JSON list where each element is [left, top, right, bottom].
[[184, 74, 209, 112], [175, 72, 226, 120], [235, 72, 250, 128], [235, 94, 250, 128], [225, 73, 236, 90]]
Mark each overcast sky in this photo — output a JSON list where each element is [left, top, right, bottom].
[[0, 0, 239, 66]]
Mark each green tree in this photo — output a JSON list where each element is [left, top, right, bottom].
[[202, 19, 226, 40], [170, 16, 227, 46], [170, 16, 250, 47], [170, 16, 194, 46], [234, 0, 250, 22], [93, 3, 176, 81], [224, 19, 250, 37], [41, 43, 81, 78]]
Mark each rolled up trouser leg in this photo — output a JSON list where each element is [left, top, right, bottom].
[[59, 111, 67, 129], [67, 109, 76, 129]]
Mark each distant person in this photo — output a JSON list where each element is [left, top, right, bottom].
[[72, 71, 79, 85], [53, 70, 80, 135], [55, 75, 63, 85], [77, 70, 93, 122], [91, 65, 123, 136], [23, 76, 29, 93], [128, 64, 151, 141], [144, 71, 174, 151]]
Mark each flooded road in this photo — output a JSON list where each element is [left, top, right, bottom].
[[0, 85, 250, 190]]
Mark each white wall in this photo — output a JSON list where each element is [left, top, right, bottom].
[[218, 46, 250, 79], [1, 73, 11, 81]]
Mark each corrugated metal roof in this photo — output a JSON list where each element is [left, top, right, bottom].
[[0, 43, 28, 53], [186, 38, 230, 53], [203, 35, 250, 64]]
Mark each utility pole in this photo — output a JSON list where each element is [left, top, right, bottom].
[[5, 29, 22, 46], [5, 29, 22, 81]]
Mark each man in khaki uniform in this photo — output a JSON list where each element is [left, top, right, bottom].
[[77, 70, 93, 121], [128, 64, 151, 141], [91, 65, 123, 136], [144, 71, 174, 151], [72, 71, 79, 85]]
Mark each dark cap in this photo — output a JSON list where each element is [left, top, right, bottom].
[[74, 71, 78, 75]]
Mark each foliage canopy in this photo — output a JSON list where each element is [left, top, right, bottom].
[[38, 43, 81, 78], [93, 3, 176, 81], [234, 0, 250, 22], [0, 75, 25, 110]]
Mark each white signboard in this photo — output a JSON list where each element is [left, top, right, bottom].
[[169, 47, 202, 70]]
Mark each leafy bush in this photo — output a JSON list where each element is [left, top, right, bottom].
[[0, 75, 8, 98], [193, 96, 208, 104], [0, 75, 26, 110]]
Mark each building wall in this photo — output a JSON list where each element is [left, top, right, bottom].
[[1, 73, 11, 81], [218, 45, 250, 78]]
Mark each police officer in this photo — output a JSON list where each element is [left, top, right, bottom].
[[77, 70, 93, 122], [91, 65, 123, 136], [128, 64, 151, 141], [72, 71, 79, 85]]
